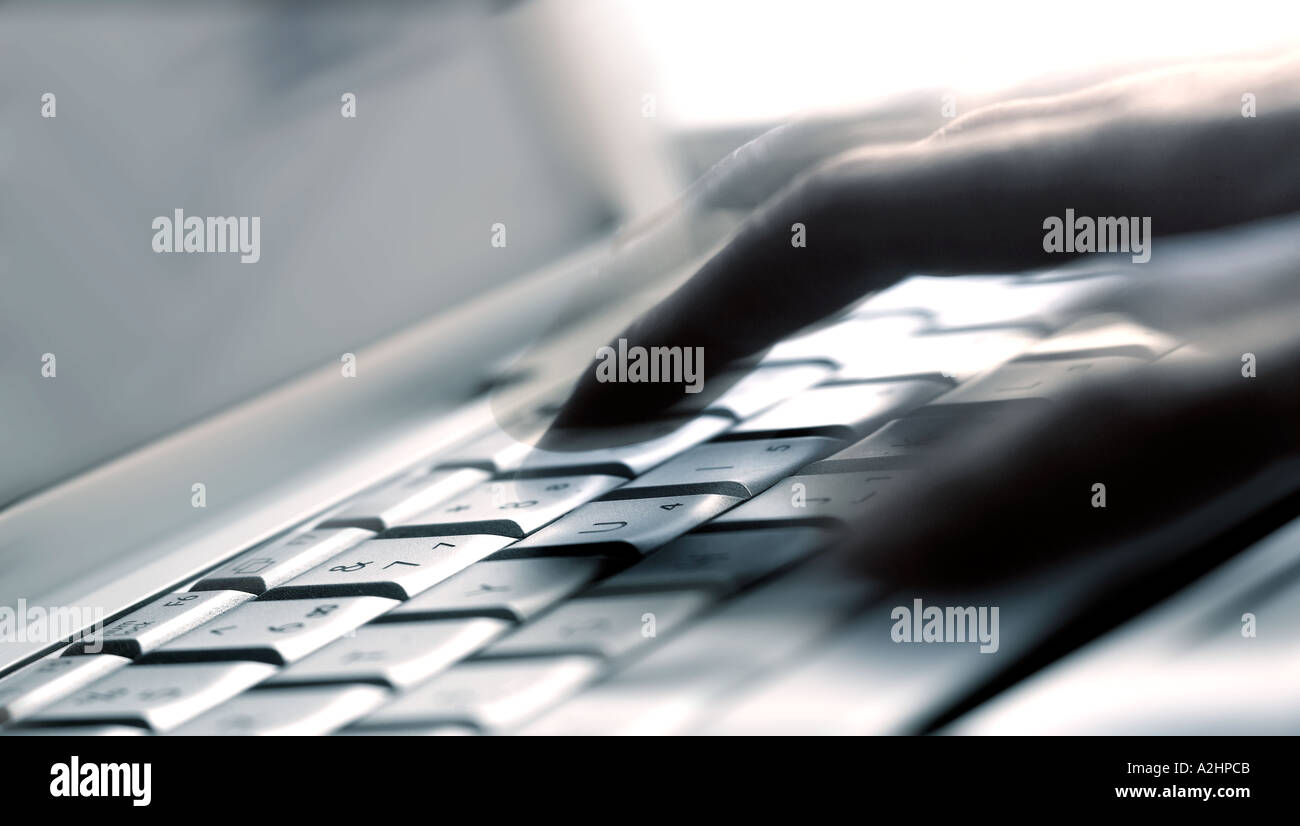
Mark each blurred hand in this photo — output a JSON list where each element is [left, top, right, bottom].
[[545, 53, 1300, 583]]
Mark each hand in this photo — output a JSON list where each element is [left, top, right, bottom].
[[544, 54, 1300, 584]]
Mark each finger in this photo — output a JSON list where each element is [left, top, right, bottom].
[[551, 56, 1300, 430], [842, 308, 1300, 587]]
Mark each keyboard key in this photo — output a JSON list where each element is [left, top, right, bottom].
[[589, 527, 832, 594], [763, 316, 928, 366], [144, 597, 398, 665], [0, 655, 131, 724], [381, 557, 606, 623], [829, 328, 1038, 384], [1015, 313, 1178, 361], [24, 662, 275, 732], [168, 685, 390, 736], [928, 355, 1146, 407], [850, 273, 1128, 331], [515, 417, 736, 478], [63, 591, 253, 657], [261, 534, 515, 600], [801, 410, 1000, 473], [615, 436, 844, 498], [317, 469, 489, 532], [519, 561, 872, 735], [2, 725, 145, 736], [505, 494, 743, 559], [485, 591, 713, 660], [725, 379, 946, 440], [433, 406, 554, 473], [668, 363, 835, 420], [191, 528, 375, 594], [357, 656, 602, 732], [708, 471, 909, 528], [270, 618, 508, 689], [392, 475, 623, 538]]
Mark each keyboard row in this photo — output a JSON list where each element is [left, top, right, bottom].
[[1, 273, 1168, 735]]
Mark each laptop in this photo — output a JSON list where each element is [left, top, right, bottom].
[[2, 1, 1298, 737]]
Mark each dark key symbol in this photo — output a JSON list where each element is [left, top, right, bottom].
[[765, 444, 791, 452], [446, 504, 472, 513], [383, 560, 419, 570], [805, 497, 832, 505], [431, 542, 456, 549], [498, 500, 538, 509], [578, 521, 627, 534], [330, 561, 371, 573], [465, 583, 511, 597], [306, 604, 339, 618], [544, 483, 570, 491], [162, 594, 200, 607], [208, 625, 237, 636], [659, 503, 684, 511], [851, 492, 878, 505], [268, 622, 305, 633]]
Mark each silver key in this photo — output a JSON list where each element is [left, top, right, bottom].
[[24, 662, 275, 732], [2, 725, 146, 736], [830, 328, 1038, 384], [395, 475, 623, 538], [929, 355, 1146, 406], [357, 656, 602, 732], [485, 591, 712, 659], [764, 316, 928, 366], [727, 379, 946, 440], [520, 561, 871, 735], [318, 468, 490, 532], [0, 654, 131, 724], [262, 534, 515, 600], [589, 527, 832, 595], [506, 494, 742, 558], [502, 416, 733, 477], [191, 528, 375, 594], [1016, 313, 1178, 361], [383, 557, 605, 623], [616, 436, 844, 498], [168, 685, 390, 736], [667, 363, 834, 420], [270, 618, 508, 689], [801, 410, 999, 473], [851, 273, 1127, 331], [146, 597, 398, 665], [709, 471, 910, 528], [64, 590, 253, 657]]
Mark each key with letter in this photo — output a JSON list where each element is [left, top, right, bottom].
[[144, 597, 398, 665], [381, 557, 606, 623], [191, 528, 375, 594], [270, 618, 508, 689], [63, 590, 253, 657], [261, 534, 515, 600], [0, 655, 131, 724], [23, 662, 276, 732], [504, 494, 742, 559]]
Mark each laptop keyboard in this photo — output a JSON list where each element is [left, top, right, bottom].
[[2, 270, 1221, 735]]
